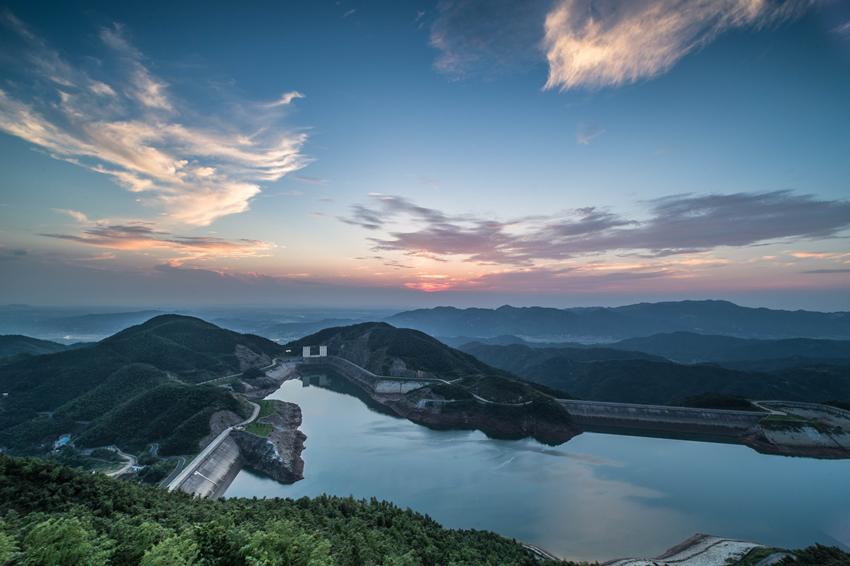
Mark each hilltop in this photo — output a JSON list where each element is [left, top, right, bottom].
[[0, 454, 562, 565], [0, 315, 283, 458], [287, 322, 577, 444], [0, 335, 69, 360]]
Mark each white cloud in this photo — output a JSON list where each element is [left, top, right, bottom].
[[269, 90, 305, 107], [0, 15, 310, 226], [53, 208, 90, 223], [543, 0, 811, 90], [834, 21, 850, 37], [576, 122, 605, 145]]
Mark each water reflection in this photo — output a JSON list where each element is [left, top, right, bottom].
[[226, 372, 850, 561]]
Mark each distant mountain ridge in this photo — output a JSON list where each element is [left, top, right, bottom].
[[387, 300, 850, 341], [609, 332, 850, 365], [0, 335, 69, 359]]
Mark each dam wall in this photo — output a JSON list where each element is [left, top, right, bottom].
[[559, 399, 764, 436], [300, 356, 442, 394], [174, 435, 242, 499]]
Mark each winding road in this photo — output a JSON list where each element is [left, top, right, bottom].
[[105, 446, 137, 478]]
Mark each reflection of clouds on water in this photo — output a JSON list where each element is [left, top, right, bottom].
[[233, 375, 850, 561], [531, 459, 688, 561]]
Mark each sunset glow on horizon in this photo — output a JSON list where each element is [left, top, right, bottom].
[[1, 1, 849, 310]]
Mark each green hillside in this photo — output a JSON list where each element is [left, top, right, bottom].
[[610, 332, 850, 367], [287, 323, 575, 443], [0, 315, 279, 457], [100, 314, 283, 383], [288, 322, 567, 399], [462, 343, 850, 405], [0, 455, 562, 566], [288, 322, 523, 378], [0, 455, 845, 565], [0, 335, 67, 360]]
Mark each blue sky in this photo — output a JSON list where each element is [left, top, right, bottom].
[[1, 0, 849, 309]]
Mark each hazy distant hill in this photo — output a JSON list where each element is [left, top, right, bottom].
[[462, 342, 850, 405], [609, 332, 850, 367], [258, 318, 364, 342], [0, 315, 281, 455], [388, 300, 850, 341], [0, 335, 68, 359], [0, 306, 164, 341]]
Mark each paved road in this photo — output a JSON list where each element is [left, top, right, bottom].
[[105, 446, 137, 478], [159, 456, 186, 487], [167, 400, 260, 492], [195, 357, 282, 386], [314, 355, 531, 406]]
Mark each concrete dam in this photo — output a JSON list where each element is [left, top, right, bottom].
[[301, 354, 766, 437], [558, 399, 764, 437]]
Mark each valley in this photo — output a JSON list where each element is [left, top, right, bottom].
[[2, 306, 850, 563]]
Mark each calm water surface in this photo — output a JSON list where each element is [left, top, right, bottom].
[[226, 374, 850, 561]]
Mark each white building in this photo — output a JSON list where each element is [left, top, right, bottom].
[[302, 345, 328, 358]]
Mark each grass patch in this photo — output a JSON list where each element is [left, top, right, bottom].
[[245, 422, 273, 438], [258, 400, 275, 418]]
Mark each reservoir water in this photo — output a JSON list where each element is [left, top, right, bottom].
[[226, 373, 850, 561]]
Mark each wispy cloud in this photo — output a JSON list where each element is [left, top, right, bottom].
[[543, 0, 811, 90], [833, 21, 850, 38], [0, 13, 310, 226], [268, 91, 305, 107], [576, 121, 605, 145], [430, 0, 551, 78], [41, 219, 275, 266], [53, 208, 90, 223], [428, 0, 810, 89], [343, 191, 850, 266]]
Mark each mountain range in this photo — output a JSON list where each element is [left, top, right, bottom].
[[388, 301, 850, 341]]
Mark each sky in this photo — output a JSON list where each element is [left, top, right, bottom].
[[1, 0, 849, 310]]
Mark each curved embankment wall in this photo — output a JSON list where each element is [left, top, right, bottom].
[[559, 399, 763, 436], [303, 356, 764, 437], [301, 356, 442, 394], [174, 436, 243, 499]]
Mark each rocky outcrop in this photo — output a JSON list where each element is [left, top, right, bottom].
[[232, 401, 305, 484], [234, 343, 272, 371], [197, 410, 243, 449], [388, 396, 579, 446]]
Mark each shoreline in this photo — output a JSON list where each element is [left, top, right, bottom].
[[298, 356, 850, 459]]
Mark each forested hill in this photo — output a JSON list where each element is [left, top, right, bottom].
[[0, 315, 282, 456], [0, 454, 563, 566], [0, 455, 847, 565], [608, 332, 850, 366], [387, 301, 850, 341], [461, 342, 850, 406], [287, 322, 574, 425], [0, 335, 68, 360], [287, 322, 511, 379]]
